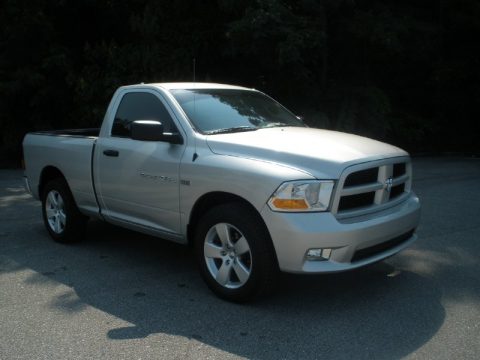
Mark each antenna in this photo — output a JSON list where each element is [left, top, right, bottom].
[[192, 58, 198, 161], [193, 58, 196, 83], [193, 58, 197, 114]]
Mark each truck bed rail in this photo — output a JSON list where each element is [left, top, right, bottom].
[[31, 128, 100, 138]]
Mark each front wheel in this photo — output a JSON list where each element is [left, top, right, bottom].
[[194, 203, 278, 302], [41, 178, 87, 243]]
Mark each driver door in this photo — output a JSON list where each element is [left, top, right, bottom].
[[94, 90, 185, 236]]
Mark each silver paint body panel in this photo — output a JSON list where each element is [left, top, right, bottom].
[[22, 82, 421, 273]]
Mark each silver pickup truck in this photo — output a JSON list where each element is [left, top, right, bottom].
[[23, 82, 421, 302]]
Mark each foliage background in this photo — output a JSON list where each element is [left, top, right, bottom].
[[1, 0, 478, 166]]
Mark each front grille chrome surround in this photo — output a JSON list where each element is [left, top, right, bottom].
[[331, 156, 412, 219]]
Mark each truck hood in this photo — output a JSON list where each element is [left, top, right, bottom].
[[206, 127, 408, 179]]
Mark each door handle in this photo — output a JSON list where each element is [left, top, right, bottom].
[[103, 149, 119, 157]]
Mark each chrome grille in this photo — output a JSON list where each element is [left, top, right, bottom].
[[332, 157, 412, 219]]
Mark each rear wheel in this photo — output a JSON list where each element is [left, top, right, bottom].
[[41, 178, 87, 243], [195, 203, 278, 302]]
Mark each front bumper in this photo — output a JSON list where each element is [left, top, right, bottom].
[[260, 193, 421, 273]]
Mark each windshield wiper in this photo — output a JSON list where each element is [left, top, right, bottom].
[[205, 126, 258, 135], [262, 122, 295, 128]]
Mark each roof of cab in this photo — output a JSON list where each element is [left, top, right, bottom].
[[121, 82, 253, 91]]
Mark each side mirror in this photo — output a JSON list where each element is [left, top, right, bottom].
[[296, 115, 304, 123], [131, 120, 164, 141], [130, 120, 183, 144]]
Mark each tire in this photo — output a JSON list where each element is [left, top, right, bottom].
[[41, 178, 87, 243], [194, 203, 278, 302]]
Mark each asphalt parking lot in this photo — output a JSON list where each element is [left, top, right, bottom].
[[1, 157, 479, 359]]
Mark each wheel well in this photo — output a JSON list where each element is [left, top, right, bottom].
[[39, 166, 66, 199], [187, 192, 267, 245]]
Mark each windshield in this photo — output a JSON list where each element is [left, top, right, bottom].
[[170, 89, 305, 134]]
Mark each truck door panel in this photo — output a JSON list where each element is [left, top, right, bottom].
[[94, 91, 184, 234]]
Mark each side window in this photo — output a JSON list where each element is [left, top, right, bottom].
[[111, 92, 176, 137]]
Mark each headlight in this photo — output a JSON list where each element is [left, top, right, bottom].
[[268, 180, 334, 212]]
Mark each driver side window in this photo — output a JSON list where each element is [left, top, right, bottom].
[[112, 92, 176, 137]]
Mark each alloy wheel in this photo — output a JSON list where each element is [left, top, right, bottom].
[[45, 190, 66, 234], [204, 223, 252, 289]]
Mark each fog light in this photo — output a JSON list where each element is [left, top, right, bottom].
[[306, 248, 332, 261], [322, 248, 332, 258]]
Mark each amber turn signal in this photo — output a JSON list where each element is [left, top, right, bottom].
[[271, 198, 309, 210]]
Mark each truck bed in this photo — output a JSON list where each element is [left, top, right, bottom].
[[23, 130, 99, 216]]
